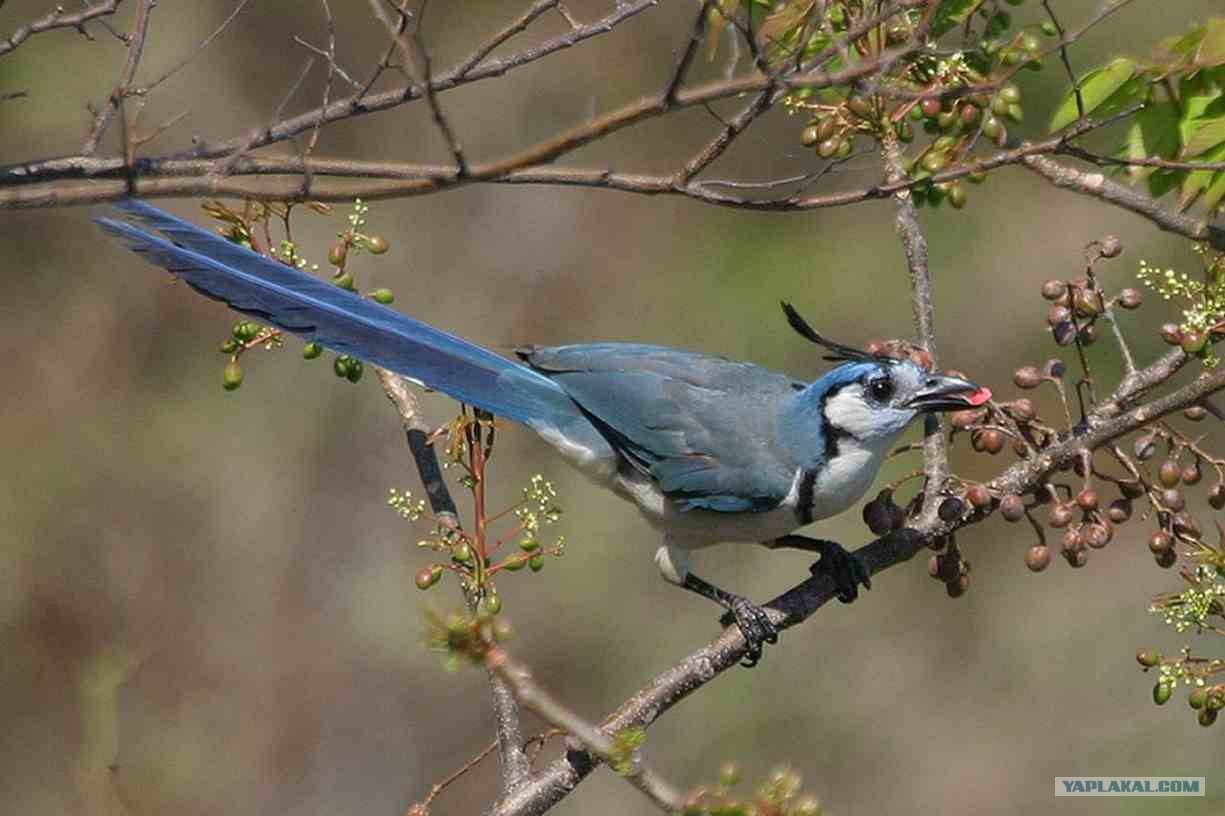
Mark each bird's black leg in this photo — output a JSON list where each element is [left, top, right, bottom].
[[765, 535, 871, 603], [681, 573, 778, 668]]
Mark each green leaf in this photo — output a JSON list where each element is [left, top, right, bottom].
[[1049, 58, 1138, 132], [1177, 72, 1223, 144], [1197, 18, 1225, 67], [932, 0, 985, 38], [1181, 98, 1225, 158], [1120, 102, 1181, 182], [1203, 170, 1225, 212], [1179, 141, 1225, 209]]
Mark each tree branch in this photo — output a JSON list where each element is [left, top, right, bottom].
[[0, 0, 124, 58], [82, 0, 156, 155], [375, 370, 532, 797]]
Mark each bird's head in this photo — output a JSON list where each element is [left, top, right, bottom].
[[780, 302, 990, 446]]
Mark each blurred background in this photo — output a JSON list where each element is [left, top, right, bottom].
[[1, 1, 1222, 813]]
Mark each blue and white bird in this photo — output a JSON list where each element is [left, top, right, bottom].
[[97, 200, 987, 665]]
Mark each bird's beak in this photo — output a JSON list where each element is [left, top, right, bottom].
[[907, 374, 991, 412]]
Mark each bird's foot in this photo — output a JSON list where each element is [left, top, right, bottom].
[[726, 595, 778, 668], [809, 540, 871, 603]]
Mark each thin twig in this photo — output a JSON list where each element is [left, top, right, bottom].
[[0, 0, 123, 57], [486, 646, 685, 813], [137, 0, 254, 94], [82, 0, 155, 155], [1041, 0, 1082, 121]]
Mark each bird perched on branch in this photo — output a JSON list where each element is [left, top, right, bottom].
[[98, 201, 989, 666]]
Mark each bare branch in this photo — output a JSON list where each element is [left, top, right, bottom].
[[369, 0, 469, 177], [452, 0, 561, 80], [661, 0, 716, 105], [1022, 154, 1225, 251], [137, 0, 254, 94], [82, 0, 155, 155], [0, 0, 124, 58], [486, 646, 685, 813]]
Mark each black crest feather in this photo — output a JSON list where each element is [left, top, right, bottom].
[[779, 301, 889, 364]]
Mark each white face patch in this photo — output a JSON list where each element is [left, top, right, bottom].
[[823, 383, 916, 442]]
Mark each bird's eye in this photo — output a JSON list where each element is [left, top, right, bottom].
[[868, 375, 895, 403]]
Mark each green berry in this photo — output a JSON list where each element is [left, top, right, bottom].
[[835, 139, 852, 159], [1136, 650, 1160, 668], [529, 555, 545, 572], [480, 594, 502, 615], [452, 543, 472, 564], [302, 341, 323, 359], [333, 355, 351, 378], [365, 235, 389, 255], [817, 137, 839, 159], [220, 339, 239, 354], [921, 152, 946, 173], [1041, 21, 1058, 36], [1153, 683, 1172, 705], [1000, 84, 1022, 104], [801, 125, 821, 146], [1199, 708, 1218, 727], [345, 359, 364, 383], [371, 288, 395, 305], [948, 182, 968, 209], [1006, 103, 1024, 123], [334, 272, 355, 291], [503, 556, 527, 571], [1189, 688, 1208, 709], [327, 243, 347, 267], [519, 537, 540, 552], [223, 359, 244, 391]]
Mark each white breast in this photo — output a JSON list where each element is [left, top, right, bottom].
[[809, 435, 890, 521]]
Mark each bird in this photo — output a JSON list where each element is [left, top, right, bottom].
[[97, 200, 990, 666]]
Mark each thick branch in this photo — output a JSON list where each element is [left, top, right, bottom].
[[1022, 155, 1225, 251]]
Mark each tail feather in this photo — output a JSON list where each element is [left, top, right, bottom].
[[96, 201, 574, 426]]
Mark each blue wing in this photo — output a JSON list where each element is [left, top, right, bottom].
[[519, 344, 803, 512]]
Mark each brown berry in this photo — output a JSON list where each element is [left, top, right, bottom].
[[1064, 546, 1088, 568], [1156, 548, 1177, 568], [1024, 545, 1052, 572], [1181, 331, 1207, 354], [1049, 503, 1074, 528], [951, 408, 986, 429], [1148, 531, 1172, 555], [1044, 358, 1066, 379], [1182, 462, 1202, 485], [1099, 235, 1123, 258], [1078, 323, 1098, 345], [966, 484, 993, 509], [1047, 304, 1072, 327], [1184, 405, 1208, 421], [921, 97, 942, 117], [1160, 323, 1183, 346], [1073, 289, 1101, 318], [1000, 495, 1026, 521], [1013, 366, 1043, 389], [1009, 398, 1036, 422], [1040, 279, 1066, 301], [1107, 499, 1132, 523], [1117, 288, 1142, 309], [1083, 523, 1111, 549], [1161, 488, 1185, 512], [1075, 488, 1099, 511], [946, 574, 970, 598], [980, 429, 1005, 454], [1173, 512, 1200, 538], [1158, 460, 1181, 488], [1209, 484, 1225, 510]]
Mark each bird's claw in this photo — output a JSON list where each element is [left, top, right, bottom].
[[810, 541, 871, 603], [727, 596, 778, 668]]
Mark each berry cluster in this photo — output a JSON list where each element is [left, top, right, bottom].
[[681, 764, 824, 816], [202, 199, 395, 391]]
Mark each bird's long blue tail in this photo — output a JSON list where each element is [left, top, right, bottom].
[[95, 200, 577, 427]]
